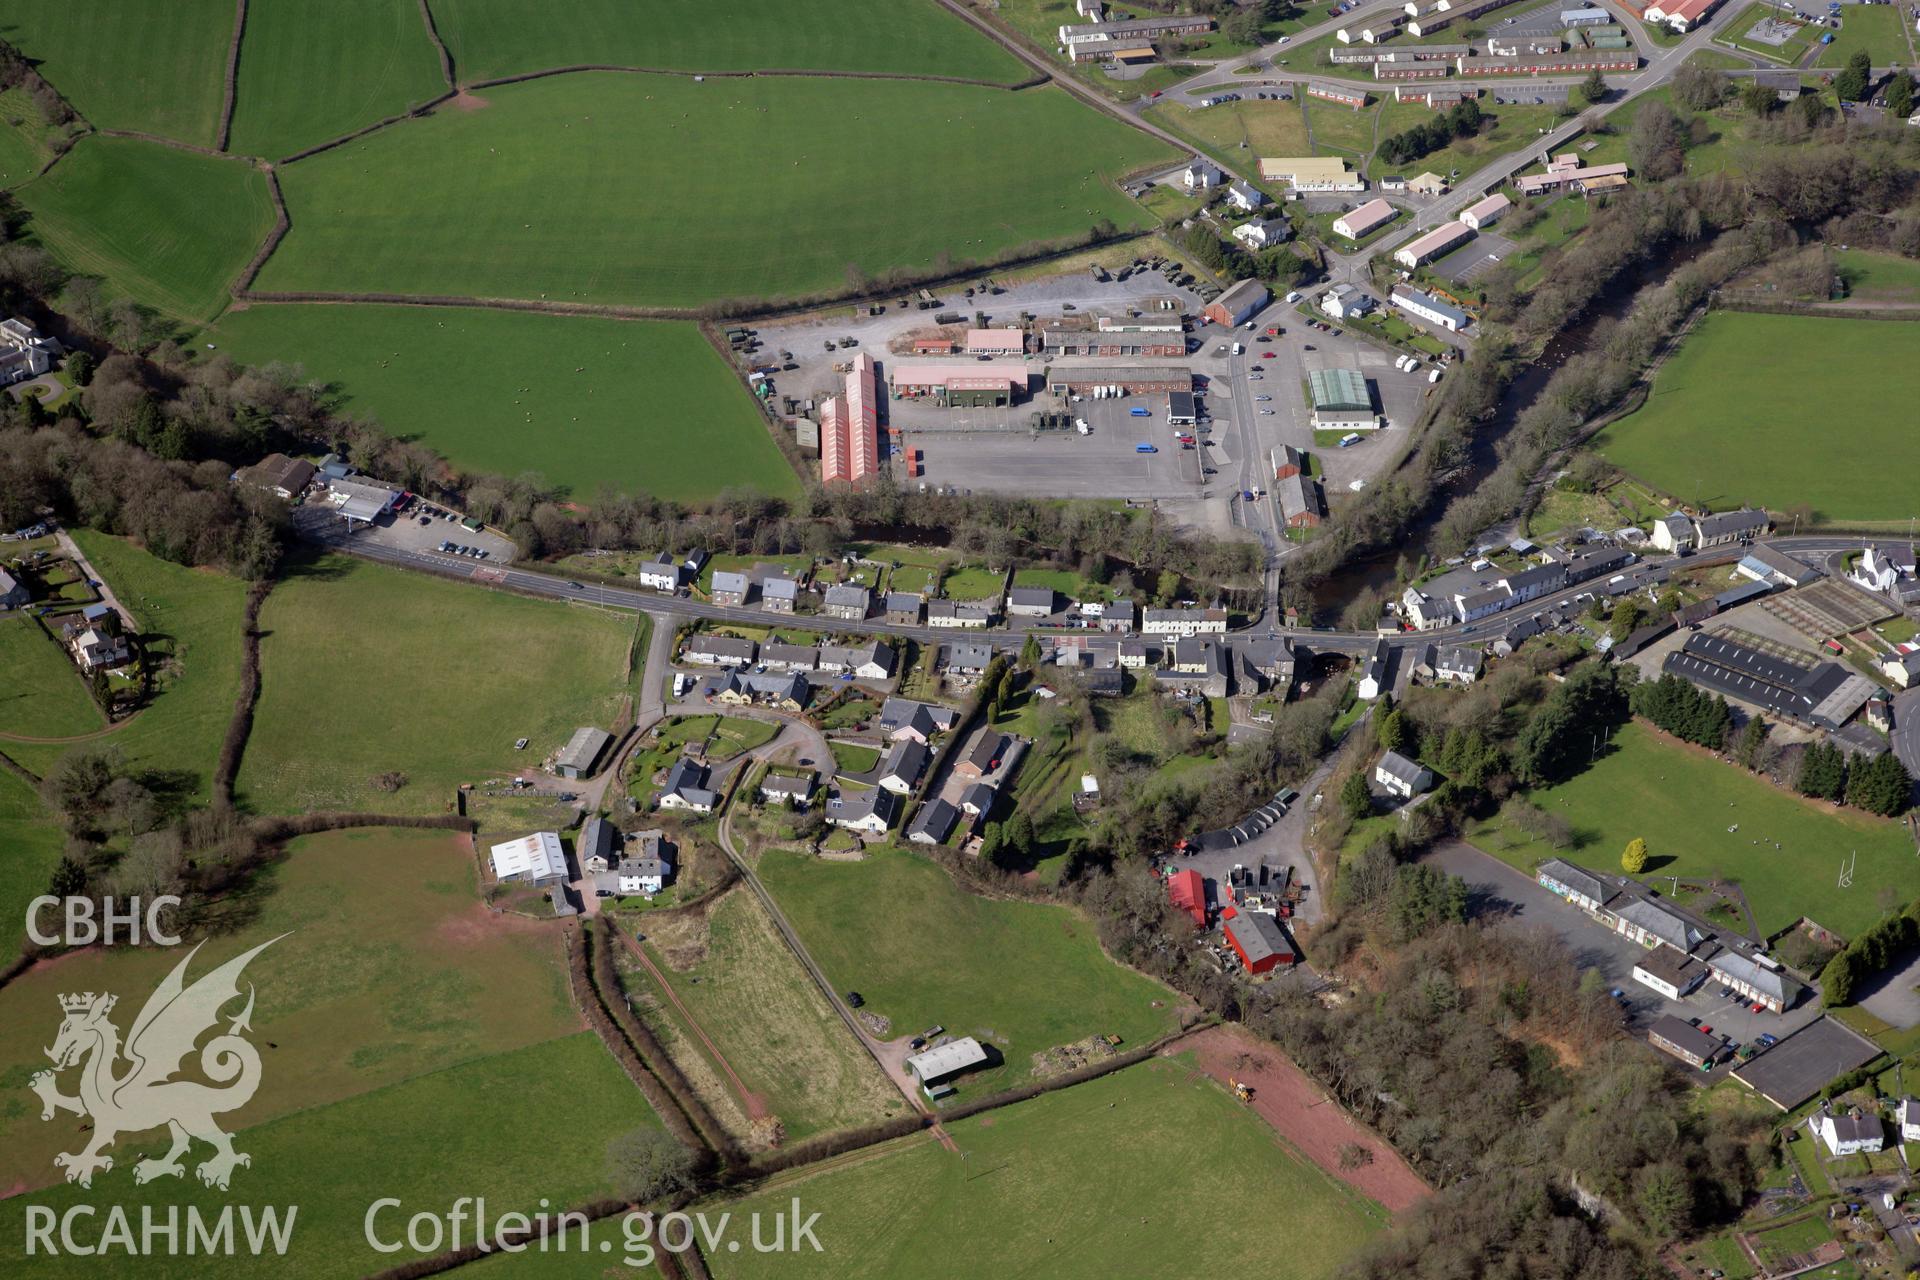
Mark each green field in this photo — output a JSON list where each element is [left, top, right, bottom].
[[256, 74, 1172, 308], [759, 847, 1182, 1091], [1370, 101, 1567, 185], [1145, 97, 1310, 196], [0, 770, 63, 965], [208, 304, 800, 501], [0, 88, 58, 189], [228, 0, 449, 159], [633, 887, 903, 1140], [0, 618, 101, 739], [708, 1057, 1385, 1280], [1813, 3, 1912, 67], [6, 531, 248, 802], [1469, 723, 1919, 937], [1727, 7, 1820, 62], [1303, 97, 1379, 156], [2, 0, 233, 145], [1593, 312, 1920, 520], [0, 826, 578, 1191], [432, 0, 1028, 82], [1836, 249, 1920, 305], [237, 552, 638, 814], [0, 1032, 652, 1280], [15, 136, 275, 322]]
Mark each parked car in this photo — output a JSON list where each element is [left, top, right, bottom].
[[846, 991, 864, 1008]]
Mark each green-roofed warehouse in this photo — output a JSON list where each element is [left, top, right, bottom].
[[1307, 367, 1377, 430]]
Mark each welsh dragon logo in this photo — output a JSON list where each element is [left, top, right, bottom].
[[30, 937, 283, 1191]]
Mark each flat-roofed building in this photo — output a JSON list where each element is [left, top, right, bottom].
[[965, 327, 1026, 357], [1044, 364, 1193, 396], [887, 361, 1027, 407], [1648, 1015, 1720, 1069]]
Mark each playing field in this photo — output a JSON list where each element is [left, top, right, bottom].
[[5, 531, 248, 803], [14, 136, 275, 322], [631, 886, 905, 1140], [255, 74, 1172, 309], [1, 0, 232, 145], [1813, 3, 1912, 68], [238, 552, 638, 814], [1593, 312, 1920, 521], [227, 0, 449, 160], [0, 1032, 653, 1280], [0, 826, 578, 1193], [0, 619, 101, 739], [707, 1057, 1386, 1280], [758, 847, 1183, 1091], [207, 304, 800, 502], [432, 0, 1028, 83], [1469, 723, 1919, 937]]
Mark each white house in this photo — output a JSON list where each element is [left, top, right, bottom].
[[826, 787, 896, 834], [1225, 179, 1268, 212], [1183, 158, 1225, 191], [1373, 749, 1433, 798], [1356, 639, 1390, 701], [1852, 542, 1917, 596], [1813, 1109, 1884, 1158], [1141, 608, 1227, 639], [1900, 1097, 1920, 1143], [1231, 218, 1288, 249], [637, 553, 683, 592], [489, 832, 568, 885], [0, 317, 54, 386], [877, 739, 930, 795], [1319, 283, 1376, 320], [1650, 512, 1694, 553]]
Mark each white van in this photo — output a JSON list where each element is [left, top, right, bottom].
[[1232, 341, 1244, 355], [1076, 418, 1091, 434], [1393, 354, 1410, 371], [1284, 290, 1300, 304], [1428, 369, 1442, 383], [1339, 432, 1362, 448]]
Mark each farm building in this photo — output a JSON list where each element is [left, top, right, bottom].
[[820, 352, 881, 485], [1647, 1015, 1720, 1069], [553, 726, 612, 779], [1276, 475, 1325, 528], [1393, 223, 1474, 269], [965, 328, 1026, 357], [488, 832, 568, 886], [1258, 156, 1366, 192], [904, 1037, 990, 1096], [1391, 286, 1470, 332], [1223, 909, 1295, 974], [1308, 367, 1377, 431], [1332, 198, 1397, 240], [887, 362, 1028, 407], [1459, 193, 1511, 229], [1168, 868, 1207, 927], [1055, 13, 1213, 60], [1202, 279, 1271, 328], [1044, 364, 1195, 396]]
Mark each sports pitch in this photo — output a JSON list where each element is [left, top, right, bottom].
[[707, 1057, 1386, 1280], [209, 304, 801, 502], [226, 0, 451, 160], [14, 136, 276, 323], [254, 74, 1172, 309], [430, 0, 1029, 84], [1469, 723, 1920, 937], [758, 846, 1184, 1091], [1593, 312, 1920, 521], [237, 552, 640, 814]]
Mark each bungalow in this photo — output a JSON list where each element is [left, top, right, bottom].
[[710, 571, 752, 607], [1391, 286, 1470, 332], [927, 600, 992, 628], [878, 697, 957, 744], [488, 831, 569, 886], [1008, 585, 1059, 617], [885, 592, 924, 625], [638, 553, 684, 592], [715, 670, 810, 712], [823, 583, 872, 620], [907, 798, 961, 845], [759, 772, 816, 807], [1458, 192, 1511, 230], [1332, 198, 1396, 241], [953, 730, 1010, 782], [1373, 749, 1434, 799], [1392, 223, 1473, 269], [959, 782, 998, 819], [683, 634, 757, 667], [818, 640, 896, 679], [658, 756, 719, 814], [944, 642, 996, 676], [877, 739, 931, 794], [1813, 1110, 1884, 1158], [762, 576, 800, 613], [825, 786, 896, 834], [759, 641, 820, 673]]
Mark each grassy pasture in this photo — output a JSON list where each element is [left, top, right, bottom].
[[1, 0, 232, 145], [257, 74, 1173, 309], [0, 1033, 652, 1280], [632, 886, 903, 1140], [0, 770, 62, 966], [1836, 249, 1920, 305], [228, 0, 449, 160], [708, 1057, 1384, 1280], [0, 619, 101, 739], [207, 304, 800, 502], [0, 88, 59, 189], [0, 826, 578, 1192], [6, 531, 248, 804], [1593, 312, 1920, 521], [431, 0, 1029, 83], [238, 552, 637, 814], [15, 136, 275, 322], [1468, 723, 1919, 937], [758, 846, 1182, 1091]]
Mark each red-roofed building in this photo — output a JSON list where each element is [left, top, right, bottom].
[[1222, 907, 1294, 974], [1168, 868, 1206, 928], [820, 353, 880, 484]]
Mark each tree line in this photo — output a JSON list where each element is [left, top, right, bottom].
[[1376, 99, 1483, 169]]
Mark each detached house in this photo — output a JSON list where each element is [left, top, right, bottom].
[[638, 553, 684, 592], [1373, 750, 1433, 799], [710, 571, 752, 607], [906, 798, 960, 846], [762, 576, 800, 613], [684, 634, 757, 667], [826, 786, 896, 834], [1813, 1109, 1883, 1158], [877, 739, 930, 794], [818, 640, 896, 679], [658, 756, 719, 814], [878, 697, 957, 744]]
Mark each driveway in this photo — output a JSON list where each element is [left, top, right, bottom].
[[1857, 948, 1920, 1031], [54, 528, 130, 623]]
